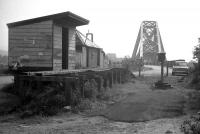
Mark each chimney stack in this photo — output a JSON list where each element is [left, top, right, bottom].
[[86, 32, 94, 42]]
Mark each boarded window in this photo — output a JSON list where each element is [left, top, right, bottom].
[[76, 45, 82, 52]]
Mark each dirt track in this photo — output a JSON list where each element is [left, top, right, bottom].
[[97, 65, 185, 122], [99, 80, 185, 122], [0, 66, 199, 134]]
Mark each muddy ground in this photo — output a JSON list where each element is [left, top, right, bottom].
[[0, 66, 200, 134]]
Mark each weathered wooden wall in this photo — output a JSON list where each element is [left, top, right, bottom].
[[8, 20, 104, 71], [8, 20, 53, 68], [75, 34, 87, 68], [68, 27, 76, 69], [52, 24, 77, 70], [75, 46, 87, 68], [100, 50, 105, 68], [82, 47, 87, 67], [53, 25, 62, 70], [87, 47, 99, 68]]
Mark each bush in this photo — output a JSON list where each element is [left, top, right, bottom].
[[181, 115, 200, 134], [21, 86, 67, 117], [96, 90, 111, 101], [191, 74, 199, 85], [75, 98, 92, 112], [39, 94, 66, 116], [83, 79, 98, 100], [21, 93, 66, 117], [0, 91, 21, 115], [1, 83, 17, 95], [71, 89, 81, 106]]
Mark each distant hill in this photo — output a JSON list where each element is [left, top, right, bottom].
[[0, 50, 8, 56]]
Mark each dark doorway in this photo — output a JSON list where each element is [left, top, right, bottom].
[[62, 27, 69, 69], [97, 49, 100, 66]]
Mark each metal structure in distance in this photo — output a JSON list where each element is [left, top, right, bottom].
[[132, 21, 165, 65]]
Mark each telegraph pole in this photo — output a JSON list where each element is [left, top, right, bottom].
[[154, 52, 172, 89], [166, 61, 169, 76], [136, 58, 143, 77], [158, 52, 166, 82]]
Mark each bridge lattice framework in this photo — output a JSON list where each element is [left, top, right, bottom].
[[132, 21, 165, 65]]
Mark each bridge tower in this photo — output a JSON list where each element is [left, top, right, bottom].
[[132, 21, 165, 65]]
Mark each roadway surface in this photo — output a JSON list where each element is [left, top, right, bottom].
[[133, 65, 172, 77]]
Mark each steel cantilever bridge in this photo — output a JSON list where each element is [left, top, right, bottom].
[[132, 21, 165, 65]]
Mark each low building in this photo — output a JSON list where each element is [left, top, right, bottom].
[[7, 11, 106, 71], [107, 53, 122, 68], [107, 53, 117, 61], [75, 31, 106, 69]]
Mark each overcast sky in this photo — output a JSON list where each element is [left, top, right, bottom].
[[0, 0, 200, 61]]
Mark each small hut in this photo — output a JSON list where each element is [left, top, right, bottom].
[[75, 31, 106, 69], [7, 12, 89, 71]]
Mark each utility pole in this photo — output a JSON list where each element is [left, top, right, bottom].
[[154, 52, 172, 89], [158, 52, 166, 82], [166, 61, 169, 76], [136, 58, 143, 77]]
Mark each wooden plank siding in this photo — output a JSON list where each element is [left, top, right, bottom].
[[52, 25, 77, 70], [68, 27, 76, 69], [88, 47, 99, 68], [100, 50, 105, 68], [53, 25, 62, 70], [75, 46, 87, 69], [8, 20, 53, 68], [8, 20, 102, 70], [81, 47, 87, 67]]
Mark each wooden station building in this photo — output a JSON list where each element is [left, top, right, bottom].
[[7, 11, 106, 71], [7, 12, 130, 104]]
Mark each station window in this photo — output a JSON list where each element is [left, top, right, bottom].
[[76, 45, 82, 52]]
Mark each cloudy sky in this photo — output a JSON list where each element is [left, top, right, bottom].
[[0, 0, 200, 61]]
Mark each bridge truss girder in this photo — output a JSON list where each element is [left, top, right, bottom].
[[132, 21, 165, 65]]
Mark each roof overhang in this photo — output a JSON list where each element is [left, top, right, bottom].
[[7, 11, 89, 28]]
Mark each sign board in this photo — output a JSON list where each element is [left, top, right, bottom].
[[157, 53, 166, 62]]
